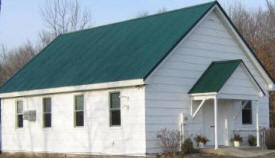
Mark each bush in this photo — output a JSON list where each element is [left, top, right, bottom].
[[248, 135, 256, 146], [156, 128, 181, 155], [265, 128, 275, 149], [181, 138, 195, 154]]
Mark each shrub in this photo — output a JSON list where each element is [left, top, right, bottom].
[[156, 128, 181, 155], [231, 134, 243, 143], [181, 138, 195, 154], [194, 135, 209, 146], [248, 135, 256, 146], [265, 128, 275, 149]]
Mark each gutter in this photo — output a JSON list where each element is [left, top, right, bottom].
[[0, 79, 145, 99]]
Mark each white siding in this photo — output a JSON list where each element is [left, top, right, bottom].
[[219, 64, 261, 99], [1, 86, 146, 155], [145, 10, 270, 153]]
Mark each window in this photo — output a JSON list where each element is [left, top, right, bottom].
[[242, 101, 252, 124], [16, 101, 23, 128], [74, 95, 84, 127], [110, 92, 121, 126], [43, 98, 52, 128]]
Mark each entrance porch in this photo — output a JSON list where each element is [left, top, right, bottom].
[[188, 60, 265, 149], [190, 96, 261, 149]]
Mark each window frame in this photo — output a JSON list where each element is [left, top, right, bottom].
[[16, 100, 24, 128], [242, 100, 253, 125], [109, 92, 121, 127], [42, 97, 52, 128], [74, 94, 84, 127]]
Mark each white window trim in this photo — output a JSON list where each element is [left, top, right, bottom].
[[15, 100, 24, 129], [109, 91, 122, 128], [74, 94, 84, 128], [42, 97, 52, 128], [242, 100, 253, 125]]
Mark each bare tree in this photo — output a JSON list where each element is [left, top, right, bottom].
[[136, 8, 167, 18], [228, 1, 275, 77], [38, 31, 55, 50], [136, 11, 149, 18], [157, 8, 167, 14], [0, 42, 36, 84], [228, 0, 275, 127], [40, 0, 91, 48], [0, 0, 92, 85], [265, 0, 275, 41], [228, 4, 259, 49]]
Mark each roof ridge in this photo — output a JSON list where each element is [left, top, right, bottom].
[[61, 1, 217, 36]]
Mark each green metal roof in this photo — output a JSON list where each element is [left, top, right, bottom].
[[188, 60, 242, 94], [0, 2, 216, 93]]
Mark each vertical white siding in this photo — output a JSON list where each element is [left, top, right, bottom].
[[1, 87, 146, 155], [145, 11, 270, 153]]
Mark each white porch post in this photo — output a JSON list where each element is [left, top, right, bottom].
[[256, 100, 260, 147], [214, 97, 218, 149], [190, 99, 193, 116]]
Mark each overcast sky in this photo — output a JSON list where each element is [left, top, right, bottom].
[[0, 0, 267, 49]]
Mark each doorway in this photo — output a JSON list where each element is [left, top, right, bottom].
[[202, 100, 232, 146]]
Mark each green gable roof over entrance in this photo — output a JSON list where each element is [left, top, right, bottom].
[[0, 2, 216, 93], [189, 60, 242, 94]]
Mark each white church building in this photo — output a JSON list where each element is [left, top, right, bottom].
[[0, 1, 274, 156]]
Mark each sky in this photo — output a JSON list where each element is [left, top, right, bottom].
[[0, 0, 268, 50]]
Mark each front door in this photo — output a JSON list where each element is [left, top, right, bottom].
[[203, 102, 215, 146], [202, 100, 232, 146], [220, 100, 231, 146]]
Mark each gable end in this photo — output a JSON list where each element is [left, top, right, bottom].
[[215, 3, 275, 90]]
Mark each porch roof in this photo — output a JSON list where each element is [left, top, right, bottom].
[[188, 59, 264, 95]]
